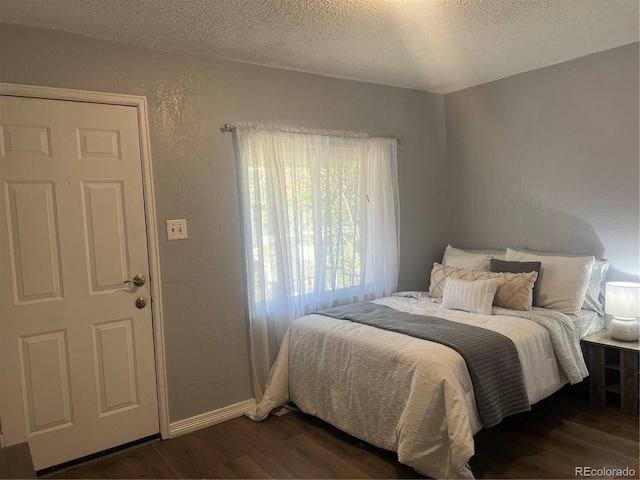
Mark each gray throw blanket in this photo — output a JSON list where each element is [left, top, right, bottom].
[[315, 301, 530, 428]]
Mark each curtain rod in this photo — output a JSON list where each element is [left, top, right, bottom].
[[220, 123, 402, 142]]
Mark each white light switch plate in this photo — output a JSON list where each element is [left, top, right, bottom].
[[166, 219, 188, 240]]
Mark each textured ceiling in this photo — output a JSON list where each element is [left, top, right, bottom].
[[0, 0, 638, 93]]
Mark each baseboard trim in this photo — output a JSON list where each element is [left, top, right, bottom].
[[168, 398, 257, 438]]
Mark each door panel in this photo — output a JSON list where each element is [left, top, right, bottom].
[[0, 96, 159, 470], [82, 181, 129, 292], [19, 331, 73, 435], [5, 181, 64, 303], [77, 128, 122, 161], [92, 318, 139, 415], [1, 124, 53, 159]]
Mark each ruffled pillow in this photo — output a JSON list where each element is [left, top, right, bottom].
[[429, 263, 538, 311], [490, 259, 542, 304]]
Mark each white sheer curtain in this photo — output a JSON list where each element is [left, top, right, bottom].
[[235, 123, 400, 399]]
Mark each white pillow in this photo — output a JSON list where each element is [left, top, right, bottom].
[[504, 248, 595, 315], [442, 244, 505, 271], [514, 248, 609, 315], [441, 277, 501, 315]]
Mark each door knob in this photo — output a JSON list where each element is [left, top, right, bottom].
[[124, 274, 145, 287], [135, 297, 147, 309]]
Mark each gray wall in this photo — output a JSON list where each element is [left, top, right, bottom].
[[0, 24, 448, 422], [445, 43, 640, 281], [3, 21, 636, 425]]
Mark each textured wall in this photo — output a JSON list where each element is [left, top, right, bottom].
[[445, 43, 640, 281], [0, 24, 447, 421]]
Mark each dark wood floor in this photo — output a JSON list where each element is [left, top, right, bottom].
[[45, 386, 639, 479]]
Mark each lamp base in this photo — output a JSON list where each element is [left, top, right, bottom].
[[610, 318, 639, 342]]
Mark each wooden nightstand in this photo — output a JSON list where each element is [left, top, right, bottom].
[[581, 329, 639, 416]]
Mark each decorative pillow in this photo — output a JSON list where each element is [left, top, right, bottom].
[[429, 263, 538, 311], [442, 244, 506, 271], [490, 259, 542, 305], [441, 277, 501, 315], [504, 248, 595, 315]]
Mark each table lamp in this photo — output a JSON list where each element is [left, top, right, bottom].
[[605, 281, 640, 341]]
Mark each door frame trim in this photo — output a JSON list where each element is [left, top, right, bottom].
[[0, 82, 170, 440]]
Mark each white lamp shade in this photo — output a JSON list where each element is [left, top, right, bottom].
[[605, 282, 640, 318]]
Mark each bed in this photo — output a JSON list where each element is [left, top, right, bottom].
[[246, 246, 606, 479]]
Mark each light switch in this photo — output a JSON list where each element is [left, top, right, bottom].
[[166, 219, 188, 240]]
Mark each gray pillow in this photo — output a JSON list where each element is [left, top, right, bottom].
[[490, 259, 542, 305]]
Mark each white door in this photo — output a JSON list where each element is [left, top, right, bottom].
[[0, 96, 159, 470]]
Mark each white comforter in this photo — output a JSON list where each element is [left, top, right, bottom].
[[246, 296, 586, 479]]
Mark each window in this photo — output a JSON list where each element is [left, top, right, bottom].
[[236, 124, 399, 327], [248, 147, 370, 307]]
